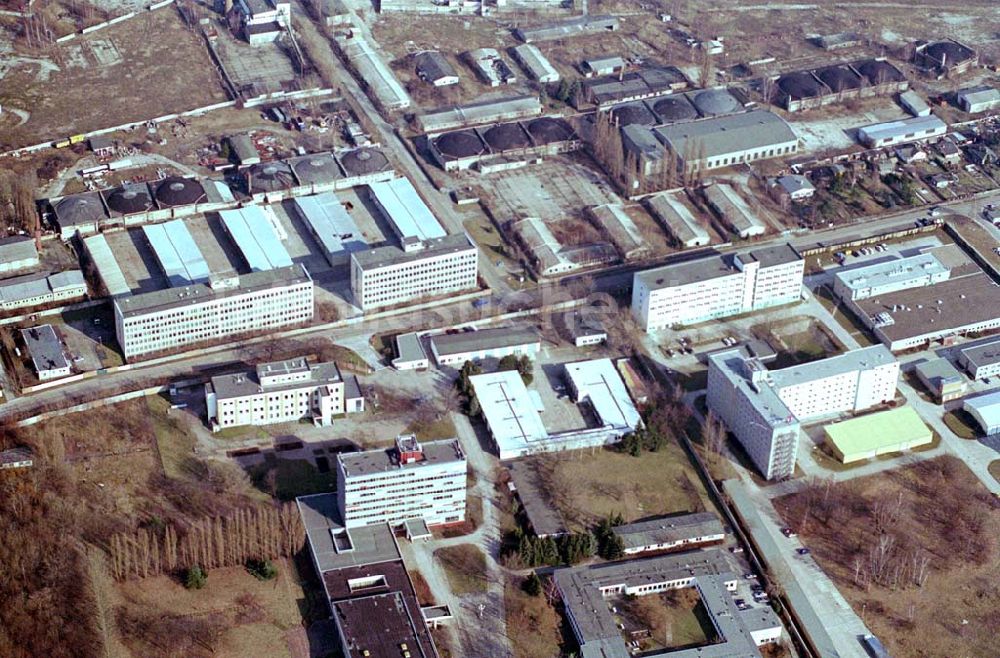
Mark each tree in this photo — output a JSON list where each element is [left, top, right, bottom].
[[523, 572, 542, 597], [185, 565, 207, 590], [703, 411, 726, 456], [246, 558, 278, 581], [516, 355, 534, 385], [594, 514, 626, 559]]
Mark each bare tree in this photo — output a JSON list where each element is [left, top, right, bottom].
[[703, 411, 726, 456]]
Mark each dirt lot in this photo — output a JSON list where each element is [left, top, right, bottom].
[[114, 559, 308, 658], [0, 7, 227, 151], [773, 456, 1000, 658], [514, 442, 712, 533]]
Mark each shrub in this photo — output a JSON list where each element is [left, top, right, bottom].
[[185, 565, 207, 590], [246, 558, 278, 581]]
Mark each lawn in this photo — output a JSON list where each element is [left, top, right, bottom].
[[504, 574, 565, 658], [114, 559, 306, 658], [405, 412, 458, 441], [524, 442, 712, 533], [248, 457, 337, 501], [434, 544, 488, 596], [943, 408, 979, 440], [617, 588, 718, 651], [773, 456, 1000, 658]]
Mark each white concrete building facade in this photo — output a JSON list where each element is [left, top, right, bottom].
[[337, 435, 467, 528], [632, 245, 803, 332]]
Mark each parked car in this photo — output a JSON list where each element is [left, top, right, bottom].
[[730, 546, 744, 554], [780, 527, 796, 538], [796, 547, 811, 555], [744, 572, 758, 580]]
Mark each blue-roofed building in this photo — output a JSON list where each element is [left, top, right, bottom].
[[219, 206, 293, 272], [143, 220, 211, 287], [368, 177, 446, 247]]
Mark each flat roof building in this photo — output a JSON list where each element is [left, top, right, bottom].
[[0, 270, 87, 311], [418, 96, 543, 133], [956, 86, 1000, 114], [857, 115, 947, 148], [957, 337, 1000, 380], [469, 369, 549, 459], [832, 253, 950, 301], [292, 193, 366, 266], [654, 110, 798, 174], [612, 512, 725, 555], [206, 358, 358, 430], [707, 345, 899, 479], [338, 435, 466, 529], [82, 234, 130, 296], [555, 549, 782, 658], [393, 332, 429, 370], [824, 407, 932, 463], [114, 265, 313, 360], [632, 245, 803, 332], [336, 34, 412, 111], [514, 15, 619, 43], [899, 90, 931, 117], [20, 324, 70, 381], [430, 326, 540, 367], [0, 236, 39, 274], [964, 390, 1000, 436], [350, 233, 478, 311], [563, 358, 641, 431], [219, 206, 293, 272], [914, 358, 967, 402]]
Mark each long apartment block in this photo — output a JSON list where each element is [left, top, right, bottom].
[[113, 265, 313, 360], [631, 244, 803, 332], [205, 358, 363, 431], [337, 435, 466, 529], [707, 345, 899, 480]]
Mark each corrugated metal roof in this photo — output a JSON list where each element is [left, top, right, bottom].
[[220, 206, 293, 272], [83, 234, 130, 295], [368, 178, 445, 242], [655, 110, 797, 160], [143, 220, 211, 286], [293, 193, 366, 258]]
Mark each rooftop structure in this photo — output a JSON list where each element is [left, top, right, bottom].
[[418, 96, 543, 133], [288, 153, 344, 188], [0, 270, 87, 310], [465, 48, 516, 87], [511, 44, 560, 83], [142, 220, 211, 286], [555, 549, 781, 658], [246, 161, 296, 195], [293, 193, 366, 265], [846, 271, 1000, 352], [581, 65, 688, 107], [0, 236, 39, 274], [857, 115, 947, 148], [336, 34, 412, 111], [102, 182, 155, 217], [964, 390, 1000, 436], [823, 407, 932, 463], [514, 15, 619, 43], [644, 192, 710, 248], [430, 326, 540, 367], [832, 253, 950, 301], [153, 176, 207, 208], [414, 50, 459, 86], [468, 369, 549, 459], [707, 346, 899, 479], [914, 358, 967, 403], [393, 332, 429, 370], [957, 337, 1000, 380], [612, 512, 725, 555], [52, 191, 108, 238], [20, 324, 70, 381], [82, 234, 130, 296], [563, 358, 641, 431], [654, 110, 798, 173], [703, 183, 767, 238], [368, 178, 446, 245], [956, 86, 1000, 114], [775, 59, 908, 112], [219, 206, 293, 272]]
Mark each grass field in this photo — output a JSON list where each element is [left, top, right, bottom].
[[943, 408, 979, 440], [504, 574, 565, 658], [434, 544, 488, 596], [525, 443, 711, 533], [0, 7, 227, 150], [617, 589, 718, 651], [115, 559, 306, 658], [773, 456, 1000, 658]]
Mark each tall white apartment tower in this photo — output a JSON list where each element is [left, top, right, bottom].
[[337, 435, 467, 528]]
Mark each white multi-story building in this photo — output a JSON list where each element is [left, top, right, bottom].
[[832, 253, 950, 301], [632, 244, 803, 332], [707, 345, 899, 480], [114, 265, 313, 360], [206, 358, 363, 431], [350, 234, 478, 310], [337, 435, 467, 529]]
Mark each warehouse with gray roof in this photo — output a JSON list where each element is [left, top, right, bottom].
[[20, 324, 70, 381], [0, 236, 39, 274]]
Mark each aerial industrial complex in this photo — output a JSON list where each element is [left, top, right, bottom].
[[3, 2, 1000, 658]]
